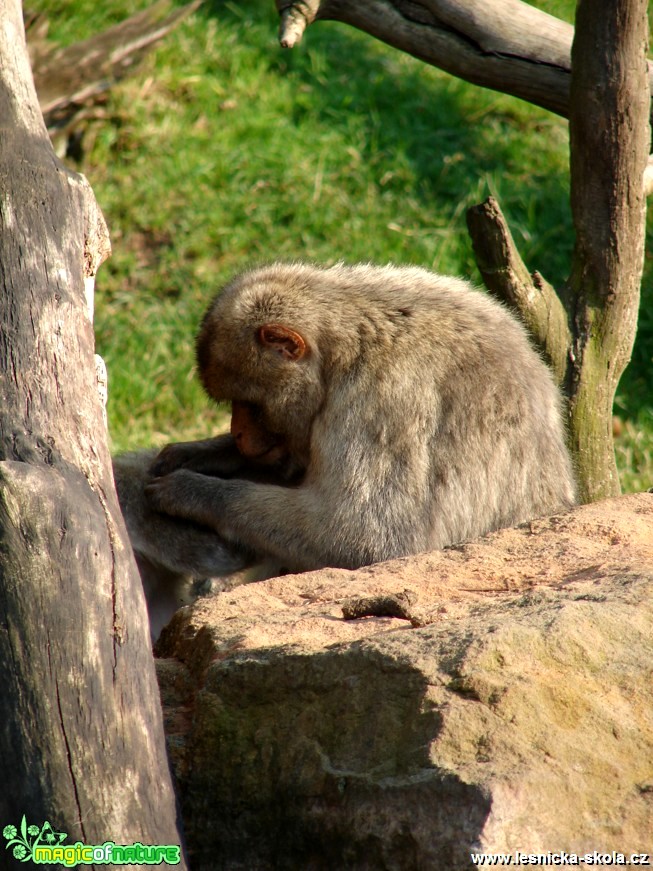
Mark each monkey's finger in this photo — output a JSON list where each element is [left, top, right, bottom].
[[148, 445, 189, 477], [144, 476, 178, 514]]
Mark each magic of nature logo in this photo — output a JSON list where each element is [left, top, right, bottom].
[[3, 816, 181, 866]]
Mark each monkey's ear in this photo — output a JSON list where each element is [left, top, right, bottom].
[[257, 324, 306, 361]]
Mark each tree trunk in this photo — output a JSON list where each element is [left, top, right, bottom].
[[564, 0, 649, 500], [273, 0, 653, 122], [467, 0, 649, 503], [0, 1, 187, 862]]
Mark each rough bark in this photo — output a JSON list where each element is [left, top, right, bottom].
[[0, 0, 187, 860], [564, 0, 649, 501], [465, 197, 571, 387], [468, 1, 649, 502], [274, 0, 653, 122]]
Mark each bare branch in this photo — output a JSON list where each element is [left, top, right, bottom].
[[466, 197, 570, 385], [29, 0, 201, 135], [278, 0, 320, 48], [275, 0, 653, 122]]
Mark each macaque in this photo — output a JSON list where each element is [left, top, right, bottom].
[[145, 262, 577, 573], [113, 437, 296, 639], [113, 449, 253, 639]]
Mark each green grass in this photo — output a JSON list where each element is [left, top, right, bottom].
[[32, 0, 653, 491]]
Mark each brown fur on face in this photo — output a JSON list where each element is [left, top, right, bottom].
[[230, 401, 287, 464]]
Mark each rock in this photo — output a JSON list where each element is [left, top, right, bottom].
[[156, 493, 653, 869]]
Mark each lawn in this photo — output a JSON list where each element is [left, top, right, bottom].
[[31, 0, 653, 491]]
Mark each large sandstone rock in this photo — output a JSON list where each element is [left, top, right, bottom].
[[156, 493, 653, 869]]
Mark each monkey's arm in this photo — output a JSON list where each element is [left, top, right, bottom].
[[149, 433, 246, 478], [114, 449, 254, 578], [150, 433, 302, 484], [145, 468, 411, 572]]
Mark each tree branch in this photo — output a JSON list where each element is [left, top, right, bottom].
[[466, 197, 570, 386], [29, 0, 201, 137], [275, 0, 653, 122]]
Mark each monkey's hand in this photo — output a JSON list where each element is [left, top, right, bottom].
[[149, 434, 245, 479], [145, 469, 230, 532]]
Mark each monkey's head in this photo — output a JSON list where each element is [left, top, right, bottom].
[[196, 264, 330, 468]]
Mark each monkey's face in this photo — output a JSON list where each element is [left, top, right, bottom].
[[196, 285, 326, 469], [230, 400, 287, 465]]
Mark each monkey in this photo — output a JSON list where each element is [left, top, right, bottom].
[[145, 261, 577, 574], [113, 436, 298, 639], [112, 449, 253, 639], [113, 448, 257, 578]]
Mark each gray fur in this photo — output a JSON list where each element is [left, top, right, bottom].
[[147, 262, 577, 572], [113, 449, 252, 639]]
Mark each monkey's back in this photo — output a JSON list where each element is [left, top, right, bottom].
[[303, 263, 577, 553]]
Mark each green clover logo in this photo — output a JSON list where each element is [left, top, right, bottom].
[[3, 815, 67, 863]]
